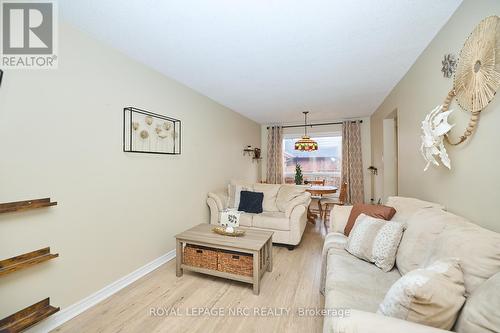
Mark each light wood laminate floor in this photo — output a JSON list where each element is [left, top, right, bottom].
[[54, 222, 327, 333]]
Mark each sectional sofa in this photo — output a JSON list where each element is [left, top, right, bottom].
[[321, 197, 500, 333]]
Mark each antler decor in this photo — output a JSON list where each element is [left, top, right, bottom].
[[421, 16, 500, 171]]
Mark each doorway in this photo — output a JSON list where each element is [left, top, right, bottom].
[[382, 110, 398, 202]]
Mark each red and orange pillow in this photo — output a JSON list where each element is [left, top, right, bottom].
[[344, 203, 397, 236]]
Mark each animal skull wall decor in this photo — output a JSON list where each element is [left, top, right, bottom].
[[420, 105, 455, 171]]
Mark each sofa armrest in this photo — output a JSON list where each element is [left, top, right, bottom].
[[320, 232, 348, 294], [207, 197, 219, 225], [284, 192, 312, 217], [287, 204, 308, 245], [207, 188, 229, 211], [325, 310, 449, 333]]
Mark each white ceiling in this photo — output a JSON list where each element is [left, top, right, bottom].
[[60, 0, 462, 124]]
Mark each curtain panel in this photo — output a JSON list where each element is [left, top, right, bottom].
[[266, 126, 284, 184], [341, 121, 364, 204]]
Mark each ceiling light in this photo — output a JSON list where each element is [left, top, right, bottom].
[[295, 111, 318, 151]]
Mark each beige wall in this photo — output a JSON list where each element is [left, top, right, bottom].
[[0, 22, 260, 316], [371, 0, 500, 231], [260, 118, 372, 203]]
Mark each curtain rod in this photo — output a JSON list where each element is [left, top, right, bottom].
[[266, 120, 362, 130]]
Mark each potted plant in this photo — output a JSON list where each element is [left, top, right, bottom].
[[295, 163, 303, 185]]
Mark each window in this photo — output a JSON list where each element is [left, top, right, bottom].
[[283, 135, 342, 187]]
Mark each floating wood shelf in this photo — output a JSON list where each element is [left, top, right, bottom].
[[0, 298, 59, 333], [0, 248, 59, 277], [0, 198, 57, 214]]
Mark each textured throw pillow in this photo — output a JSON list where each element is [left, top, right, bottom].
[[344, 203, 396, 236], [329, 205, 353, 233], [378, 259, 466, 330], [345, 214, 404, 271], [238, 191, 264, 213], [455, 271, 500, 333]]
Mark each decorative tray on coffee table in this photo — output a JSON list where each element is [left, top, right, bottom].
[[212, 226, 246, 237]]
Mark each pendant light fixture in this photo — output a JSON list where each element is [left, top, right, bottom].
[[294, 111, 318, 151]]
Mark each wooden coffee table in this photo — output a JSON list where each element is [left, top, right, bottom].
[[175, 224, 273, 295]]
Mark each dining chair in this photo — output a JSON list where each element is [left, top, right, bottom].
[[320, 182, 348, 227], [305, 179, 326, 218]]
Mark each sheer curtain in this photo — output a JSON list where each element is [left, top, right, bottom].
[[266, 126, 284, 184], [341, 121, 364, 204]]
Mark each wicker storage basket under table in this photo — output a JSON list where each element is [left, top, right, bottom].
[[217, 250, 253, 277], [183, 244, 218, 270]]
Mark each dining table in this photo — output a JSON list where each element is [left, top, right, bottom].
[[305, 185, 338, 223]]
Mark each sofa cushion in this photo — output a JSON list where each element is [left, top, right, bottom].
[[386, 196, 444, 223], [275, 185, 305, 212], [228, 183, 253, 209], [254, 183, 280, 212], [252, 211, 290, 231], [344, 204, 396, 236], [345, 214, 404, 272], [324, 232, 348, 251], [396, 208, 451, 275], [425, 217, 500, 296], [284, 192, 310, 217], [455, 271, 500, 333], [238, 212, 254, 227], [330, 205, 353, 233], [324, 248, 401, 312], [378, 259, 466, 330]]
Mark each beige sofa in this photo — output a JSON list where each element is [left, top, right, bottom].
[[207, 182, 311, 248], [321, 197, 500, 333]]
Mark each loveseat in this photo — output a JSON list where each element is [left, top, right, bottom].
[[321, 197, 500, 333], [207, 181, 311, 247]]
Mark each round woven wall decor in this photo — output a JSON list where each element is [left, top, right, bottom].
[[446, 16, 500, 145], [454, 16, 500, 113]]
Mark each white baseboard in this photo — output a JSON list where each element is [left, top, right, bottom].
[[26, 249, 176, 333]]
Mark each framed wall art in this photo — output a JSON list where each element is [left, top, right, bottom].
[[123, 107, 181, 155]]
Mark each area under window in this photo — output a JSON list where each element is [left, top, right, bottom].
[[283, 135, 342, 187]]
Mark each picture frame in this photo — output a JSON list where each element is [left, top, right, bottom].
[[123, 107, 181, 155]]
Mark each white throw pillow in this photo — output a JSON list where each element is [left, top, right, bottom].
[[228, 184, 251, 209], [329, 205, 353, 233], [378, 259, 466, 330], [345, 214, 404, 272]]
